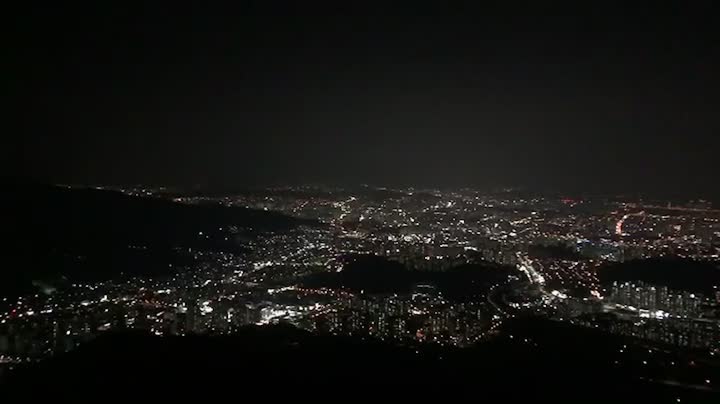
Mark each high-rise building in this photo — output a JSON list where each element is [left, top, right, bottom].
[[658, 286, 670, 311]]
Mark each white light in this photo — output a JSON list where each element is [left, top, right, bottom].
[[200, 301, 213, 314]]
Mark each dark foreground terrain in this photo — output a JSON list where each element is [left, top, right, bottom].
[[4, 318, 718, 402], [303, 254, 513, 300]]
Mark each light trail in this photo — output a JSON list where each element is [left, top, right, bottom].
[[615, 211, 645, 236]]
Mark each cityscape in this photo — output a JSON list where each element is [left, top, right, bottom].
[[2, 184, 719, 398], [8, 3, 720, 401]]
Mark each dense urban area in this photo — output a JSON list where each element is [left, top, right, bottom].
[[2, 184, 719, 396]]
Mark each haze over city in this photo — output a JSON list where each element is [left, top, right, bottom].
[[5, 3, 720, 401], [9, 3, 719, 199]]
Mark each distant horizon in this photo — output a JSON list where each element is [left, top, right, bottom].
[[9, 4, 720, 207], [9, 180, 718, 206]]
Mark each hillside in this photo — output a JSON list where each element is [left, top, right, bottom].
[[4, 320, 717, 401], [1, 184, 310, 296], [303, 254, 514, 301]]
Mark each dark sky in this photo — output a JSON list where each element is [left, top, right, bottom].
[[7, 3, 720, 198]]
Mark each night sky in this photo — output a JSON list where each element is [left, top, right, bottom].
[[8, 4, 720, 199]]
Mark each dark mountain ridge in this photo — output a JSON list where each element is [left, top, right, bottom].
[[1, 184, 311, 296]]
